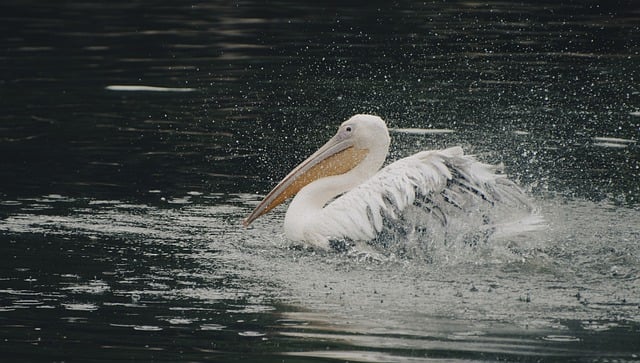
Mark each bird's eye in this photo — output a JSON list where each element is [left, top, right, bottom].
[[345, 126, 352, 132]]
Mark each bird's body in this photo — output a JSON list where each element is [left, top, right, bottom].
[[244, 114, 538, 250]]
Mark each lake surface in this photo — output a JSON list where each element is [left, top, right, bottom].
[[1, 0, 639, 361]]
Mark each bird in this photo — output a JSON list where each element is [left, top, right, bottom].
[[243, 114, 537, 251]]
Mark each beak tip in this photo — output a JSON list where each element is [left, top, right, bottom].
[[242, 214, 255, 228]]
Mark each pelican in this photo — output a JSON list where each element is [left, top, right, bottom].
[[244, 114, 534, 250]]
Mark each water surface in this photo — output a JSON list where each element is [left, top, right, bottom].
[[1, 1, 639, 361]]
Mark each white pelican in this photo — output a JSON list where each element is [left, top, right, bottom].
[[244, 114, 534, 250]]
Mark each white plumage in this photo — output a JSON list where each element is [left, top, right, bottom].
[[244, 114, 536, 250], [295, 147, 529, 248]]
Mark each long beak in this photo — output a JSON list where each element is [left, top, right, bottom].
[[243, 133, 368, 227]]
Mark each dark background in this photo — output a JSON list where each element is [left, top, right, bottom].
[[1, 0, 638, 204]]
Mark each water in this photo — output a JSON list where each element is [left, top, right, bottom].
[[1, 0, 639, 361]]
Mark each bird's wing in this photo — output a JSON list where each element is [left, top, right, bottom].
[[314, 146, 531, 242]]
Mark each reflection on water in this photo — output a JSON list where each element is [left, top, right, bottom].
[[0, 194, 638, 361], [1, 0, 639, 361]]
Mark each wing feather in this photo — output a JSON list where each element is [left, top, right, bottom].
[[316, 146, 531, 242]]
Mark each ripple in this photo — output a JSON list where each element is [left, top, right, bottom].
[[0, 200, 22, 206], [592, 142, 630, 149], [448, 330, 487, 340], [168, 197, 191, 205], [60, 274, 81, 279], [542, 335, 581, 342], [389, 128, 456, 135], [133, 325, 163, 331], [276, 319, 310, 327], [36, 305, 56, 309], [62, 280, 110, 294], [594, 136, 637, 143], [581, 321, 619, 332], [14, 299, 43, 306], [226, 304, 276, 313], [63, 303, 99, 312], [238, 331, 266, 337], [165, 318, 194, 325], [592, 136, 636, 149], [284, 350, 454, 362], [105, 85, 196, 92], [200, 323, 226, 331], [109, 323, 136, 328]]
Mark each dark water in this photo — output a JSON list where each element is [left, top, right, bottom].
[[1, 1, 639, 362]]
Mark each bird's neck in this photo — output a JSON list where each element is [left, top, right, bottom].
[[292, 173, 358, 213], [283, 152, 386, 242], [283, 172, 355, 239]]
